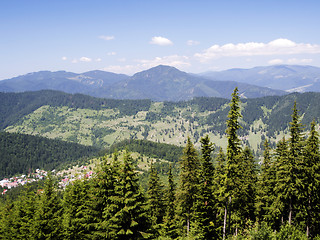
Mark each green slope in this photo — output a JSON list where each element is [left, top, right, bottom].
[[2, 90, 320, 155], [0, 131, 100, 178]]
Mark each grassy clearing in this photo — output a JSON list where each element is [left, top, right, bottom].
[[5, 103, 292, 155]]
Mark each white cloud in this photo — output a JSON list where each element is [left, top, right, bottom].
[[137, 55, 190, 69], [99, 35, 115, 41], [187, 40, 200, 46], [61, 56, 67, 61], [287, 58, 313, 64], [268, 59, 284, 65], [150, 36, 173, 46], [79, 57, 92, 62], [107, 52, 117, 56], [195, 38, 320, 62], [95, 58, 102, 62]]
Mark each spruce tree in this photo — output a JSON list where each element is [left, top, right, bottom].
[[63, 178, 91, 239], [32, 172, 63, 240], [13, 187, 37, 239], [237, 147, 257, 224], [287, 102, 304, 225], [176, 137, 200, 237], [256, 140, 276, 224], [301, 120, 320, 237], [162, 164, 177, 239], [104, 151, 149, 240], [88, 153, 118, 239], [193, 135, 217, 239], [146, 162, 165, 238], [224, 87, 243, 238], [213, 148, 227, 237], [273, 137, 290, 229]]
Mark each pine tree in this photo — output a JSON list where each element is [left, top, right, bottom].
[[32, 172, 63, 240], [162, 164, 177, 239], [14, 187, 37, 239], [256, 140, 276, 225], [273, 137, 290, 229], [301, 120, 320, 237], [224, 87, 243, 238], [146, 162, 165, 238], [104, 151, 149, 240], [63, 178, 91, 239], [193, 135, 217, 239], [237, 147, 257, 224], [176, 137, 200, 237], [88, 153, 118, 239], [213, 148, 227, 237], [287, 102, 304, 225]]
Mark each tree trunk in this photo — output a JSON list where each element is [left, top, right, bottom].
[[306, 193, 311, 238], [187, 210, 190, 236], [223, 204, 227, 240], [289, 199, 292, 225]]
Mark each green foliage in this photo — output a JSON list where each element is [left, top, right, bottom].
[[161, 164, 177, 239], [193, 135, 217, 239], [176, 137, 200, 237], [0, 90, 152, 130], [63, 179, 91, 239], [146, 163, 165, 238], [0, 131, 99, 178], [32, 173, 63, 239], [107, 139, 183, 163], [276, 223, 308, 240], [1, 88, 320, 239]]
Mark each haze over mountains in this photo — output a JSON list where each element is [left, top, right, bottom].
[[1, 64, 320, 101]]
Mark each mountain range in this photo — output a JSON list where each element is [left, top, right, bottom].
[[201, 65, 320, 93], [1, 64, 320, 101]]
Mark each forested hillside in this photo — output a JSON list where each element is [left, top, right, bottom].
[[0, 131, 100, 178], [1, 88, 319, 239], [2, 90, 320, 155]]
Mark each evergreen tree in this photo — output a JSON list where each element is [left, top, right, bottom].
[[32, 173, 63, 240], [0, 201, 18, 239], [104, 151, 149, 240], [213, 148, 227, 237], [162, 164, 177, 239], [273, 137, 290, 229], [193, 135, 217, 239], [287, 102, 304, 225], [13, 187, 37, 239], [146, 162, 165, 238], [224, 87, 243, 238], [88, 153, 118, 239], [176, 137, 200, 237], [301, 120, 320, 237], [256, 140, 276, 224], [63, 178, 91, 239], [237, 147, 257, 224]]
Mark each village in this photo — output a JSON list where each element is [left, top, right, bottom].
[[0, 165, 94, 195]]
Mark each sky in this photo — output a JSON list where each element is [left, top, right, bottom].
[[1, 0, 320, 79]]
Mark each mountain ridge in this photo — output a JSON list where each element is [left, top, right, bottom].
[[200, 64, 320, 92], [0, 65, 286, 101]]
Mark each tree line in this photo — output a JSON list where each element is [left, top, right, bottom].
[[1, 88, 320, 239]]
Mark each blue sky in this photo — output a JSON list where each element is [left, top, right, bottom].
[[1, 0, 320, 79]]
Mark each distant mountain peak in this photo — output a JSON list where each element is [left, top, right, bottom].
[[132, 65, 186, 79]]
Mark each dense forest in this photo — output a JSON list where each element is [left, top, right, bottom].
[[0, 131, 100, 178], [1, 88, 320, 239]]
